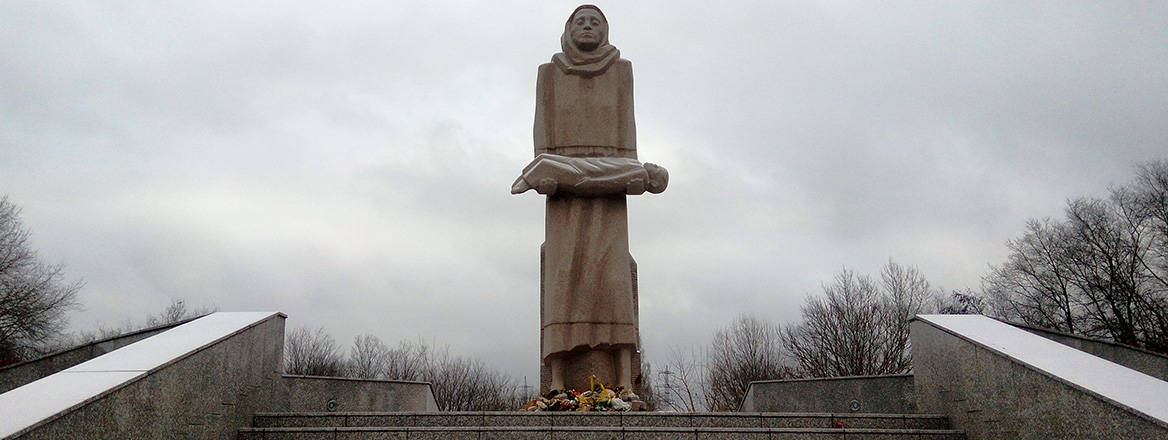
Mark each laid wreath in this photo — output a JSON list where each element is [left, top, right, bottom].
[[523, 375, 640, 412]]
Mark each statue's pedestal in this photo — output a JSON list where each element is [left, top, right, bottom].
[[538, 345, 643, 395]]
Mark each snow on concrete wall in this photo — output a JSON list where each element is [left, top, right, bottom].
[[0, 312, 285, 440], [912, 314, 1168, 439], [0, 317, 198, 395]]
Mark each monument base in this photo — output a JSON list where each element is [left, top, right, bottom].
[[539, 347, 643, 397]]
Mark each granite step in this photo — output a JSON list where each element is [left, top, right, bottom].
[[238, 425, 966, 439], [251, 411, 952, 430]]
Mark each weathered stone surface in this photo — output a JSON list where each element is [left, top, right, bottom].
[[550, 427, 621, 440], [695, 431, 768, 440], [254, 414, 345, 428], [479, 426, 550, 440], [408, 429, 478, 440], [413, 413, 484, 427], [335, 430, 406, 440], [740, 374, 916, 413], [346, 414, 414, 428], [480, 412, 554, 426], [541, 195, 638, 356], [240, 413, 967, 439], [277, 374, 437, 412]]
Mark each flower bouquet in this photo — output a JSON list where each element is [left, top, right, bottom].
[[523, 375, 640, 412]]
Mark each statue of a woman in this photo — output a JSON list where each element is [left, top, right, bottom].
[[535, 5, 635, 160], [518, 4, 666, 394]]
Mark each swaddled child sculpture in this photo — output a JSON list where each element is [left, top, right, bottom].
[[512, 4, 668, 396]]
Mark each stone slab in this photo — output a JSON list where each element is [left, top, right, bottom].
[[741, 375, 915, 414], [279, 375, 436, 412]]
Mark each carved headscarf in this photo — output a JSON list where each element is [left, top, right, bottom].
[[553, 5, 620, 76]]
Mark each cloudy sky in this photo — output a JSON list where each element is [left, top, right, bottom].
[[2, 1, 1166, 384]]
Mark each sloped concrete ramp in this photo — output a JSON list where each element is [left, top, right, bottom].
[[913, 314, 1168, 439], [0, 312, 285, 440]]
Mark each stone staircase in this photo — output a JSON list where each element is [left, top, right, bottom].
[[238, 411, 966, 439]]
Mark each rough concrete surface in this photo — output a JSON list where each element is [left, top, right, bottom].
[[912, 317, 1168, 439], [741, 374, 915, 413], [2, 312, 285, 440], [280, 374, 438, 412]]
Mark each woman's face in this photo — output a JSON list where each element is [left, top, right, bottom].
[[569, 9, 606, 51]]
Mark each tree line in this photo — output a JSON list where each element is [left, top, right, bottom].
[[283, 326, 523, 411], [651, 259, 955, 411], [983, 160, 1168, 352], [0, 197, 81, 365], [287, 327, 686, 411]]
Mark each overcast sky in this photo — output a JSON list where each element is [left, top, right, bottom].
[[2, 1, 1166, 385]]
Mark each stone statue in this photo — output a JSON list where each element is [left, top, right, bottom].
[[514, 4, 668, 395]]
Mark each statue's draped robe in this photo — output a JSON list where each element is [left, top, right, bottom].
[[535, 58, 639, 361]]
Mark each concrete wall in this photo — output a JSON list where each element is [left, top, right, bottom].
[[1014, 322, 1168, 382], [740, 374, 915, 413], [0, 312, 285, 440], [279, 374, 438, 412], [912, 315, 1168, 439], [0, 317, 197, 394]]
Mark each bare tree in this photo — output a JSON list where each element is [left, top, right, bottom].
[[145, 298, 215, 327], [284, 326, 346, 376], [985, 218, 1081, 331], [44, 298, 216, 354], [984, 159, 1168, 353], [347, 333, 390, 379], [706, 315, 790, 411], [0, 197, 81, 366], [784, 262, 938, 378], [282, 328, 521, 409], [878, 261, 936, 371], [1129, 160, 1168, 348], [939, 288, 986, 315], [384, 338, 433, 381], [346, 336, 520, 410], [656, 347, 710, 412], [1131, 161, 1168, 287], [424, 351, 520, 411]]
